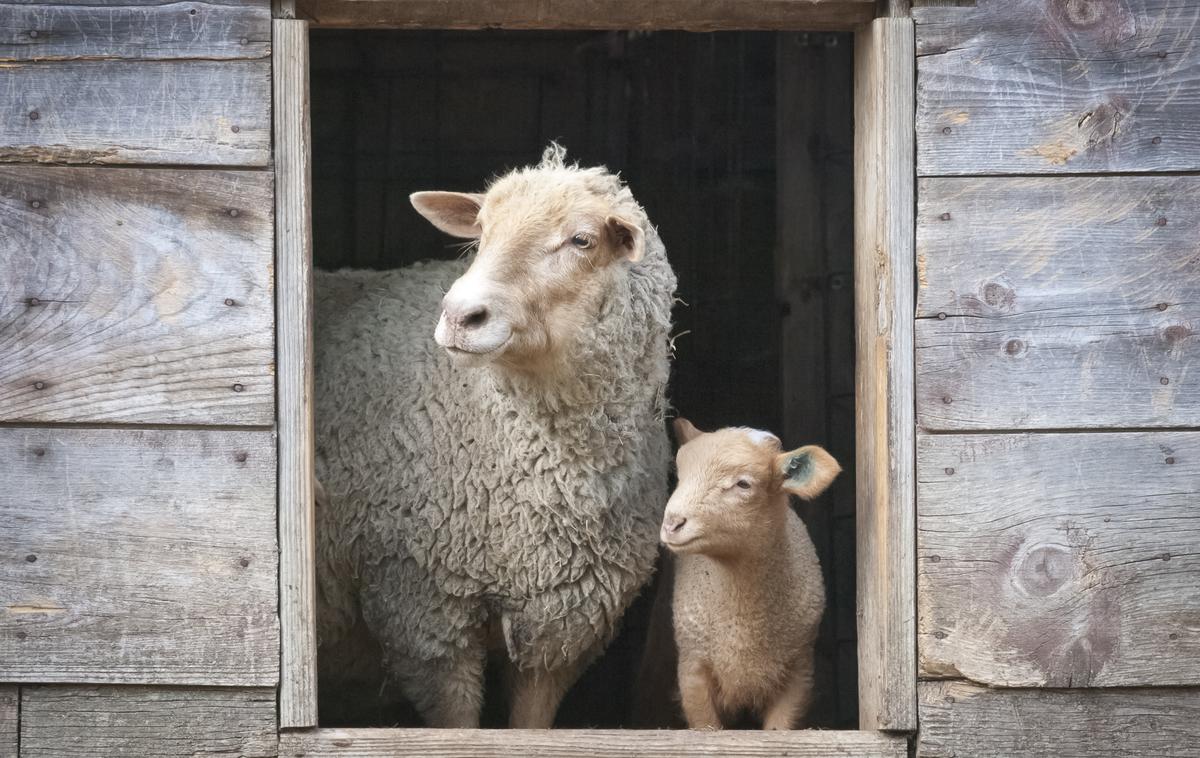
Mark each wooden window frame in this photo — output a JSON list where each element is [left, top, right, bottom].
[[274, 2, 915, 752]]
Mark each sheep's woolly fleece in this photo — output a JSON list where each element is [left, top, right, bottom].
[[313, 151, 678, 681]]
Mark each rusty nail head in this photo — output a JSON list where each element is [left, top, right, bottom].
[[232, 383, 245, 392], [1166, 456, 1176, 465], [34, 381, 45, 390], [25, 554, 36, 563], [1161, 377, 1170, 385], [940, 212, 951, 221]]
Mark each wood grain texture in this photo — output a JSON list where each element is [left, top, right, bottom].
[[280, 728, 908, 757], [0, 167, 275, 425], [297, 0, 876, 31], [0, 428, 279, 685], [915, 0, 1200, 175], [0, 60, 269, 165], [275, 18, 318, 729], [853, 17, 916, 732], [19, 686, 277, 758], [918, 681, 1200, 758], [0, 1, 270, 61], [915, 176, 1200, 431], [0, 686, 15, 758], [918, 432, 1200, 688]]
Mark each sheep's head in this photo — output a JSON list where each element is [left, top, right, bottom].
[[410, 145, 647, 371], [661, 419, 840, 558]]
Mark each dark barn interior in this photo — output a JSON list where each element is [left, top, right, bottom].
[[309, 29, 857, 729]]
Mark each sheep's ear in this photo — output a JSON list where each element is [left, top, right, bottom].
[[776, 445, 840, 500], [673, 417, 703, 445], [606, 215, 645, 263], [410, 191, 484, 239]]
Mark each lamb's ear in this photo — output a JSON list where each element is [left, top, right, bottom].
[[606, 215, 645, 263], [776, 445, 841, 500], [673, 417, 703, 445], [410, 191, 484, 239]]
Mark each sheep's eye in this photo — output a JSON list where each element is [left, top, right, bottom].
[[570, 234, 594, 249], [735, 478, 752, 490]]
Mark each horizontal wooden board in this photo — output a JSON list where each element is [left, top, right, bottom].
[[919, 681, 1200, 758], [0, 167, 274, 425], [297, 0, 876, 31], [0, 1, 270, 61], [0, 428, 279, 685], [20, 686, 277, 758], [0, 60, 269, 165], [280, 728, 908, 757], [916, 176, 1200, 430], [0, 686, 15, 758], [915, 0, 1200, 175], [918, 432, 1200, 688]]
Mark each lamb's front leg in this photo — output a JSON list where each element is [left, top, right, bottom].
[[762, 656, 814, 730], [678, 656, 722, 729]]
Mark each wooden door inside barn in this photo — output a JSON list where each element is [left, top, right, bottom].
[[308, 29, 858, 729]]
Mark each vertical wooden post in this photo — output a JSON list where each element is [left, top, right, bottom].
[[274, 17, 318, 730], [853, 16, 916, 732]]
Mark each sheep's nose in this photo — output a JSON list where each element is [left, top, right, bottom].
[[663, 515, 687, 534], [443, 299, 490, 331]]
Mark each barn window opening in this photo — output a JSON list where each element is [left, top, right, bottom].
[[308, 28, 857, 730]]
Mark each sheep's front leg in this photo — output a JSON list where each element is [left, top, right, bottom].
[[507, 659, 586, 728], [678, 657, 722, 729], [762, 657, 814, 730]]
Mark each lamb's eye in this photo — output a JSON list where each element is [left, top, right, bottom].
[[735, 478, 752, 490], [570, 234, 594, 249]]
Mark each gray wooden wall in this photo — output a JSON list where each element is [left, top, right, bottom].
[[0, 1, 279, 755], [912, 1, 1200, 754]]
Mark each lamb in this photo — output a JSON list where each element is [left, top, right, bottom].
[[313, 145, 677, 728], [660, 419, 840, 730]]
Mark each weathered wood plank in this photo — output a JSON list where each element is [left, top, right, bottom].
[[0, 60, 269, 165], [0, 167, 274, 425], [915, 176, 1200, 431], [0, 2, 270, 61], [853, 17, 916, 732], [280, 728, 908, 757], [0, 686, 15, 758], [918, 432, 1200, 688], [918, 681, 1200, 758], [915, 0, 1200, 175], [0, 428, 279, 685], [275, 17, 318, 730], [20, 686, 277, 758], [297, 0, 876, 31]]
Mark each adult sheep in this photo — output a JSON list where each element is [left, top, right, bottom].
[[314, 146, 677, 728]]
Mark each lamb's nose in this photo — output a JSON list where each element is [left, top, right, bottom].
[[663, 516, 687, 534], [443, 300, 490, 331]]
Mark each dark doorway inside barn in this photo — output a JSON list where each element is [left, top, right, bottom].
[[309, 29, 856, 730]]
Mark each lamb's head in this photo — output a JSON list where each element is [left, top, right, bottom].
[[661, 419, 841, 558], [410, 145, 648, 370]]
